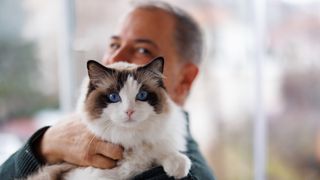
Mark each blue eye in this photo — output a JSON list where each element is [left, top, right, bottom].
[[136, 90, 148, 101], [108, 93, 121, 103]]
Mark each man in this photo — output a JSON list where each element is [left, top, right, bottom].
[[0, 1, 215, 179]]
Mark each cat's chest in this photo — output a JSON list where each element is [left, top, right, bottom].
[[99, 126, 161, 148], [119, 141, 156, 168], [125, 141, 153, 157]]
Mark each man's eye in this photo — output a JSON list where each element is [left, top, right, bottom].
[[137, 48, 151, 55], [109, 43, 120, 50]]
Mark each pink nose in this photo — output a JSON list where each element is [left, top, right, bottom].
[[126, 109, 134, 118]]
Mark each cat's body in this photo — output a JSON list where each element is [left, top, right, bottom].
[[27, 57, 191, 180]]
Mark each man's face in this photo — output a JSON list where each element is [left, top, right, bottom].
[[102, 8, 184, 104]]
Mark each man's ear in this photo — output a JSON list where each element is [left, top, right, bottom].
[[174, 63, 199, 105]]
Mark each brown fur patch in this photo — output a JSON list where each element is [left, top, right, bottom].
[[85, 87, 107, 120]]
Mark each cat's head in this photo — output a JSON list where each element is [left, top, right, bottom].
[[84, 57, 168, 127]]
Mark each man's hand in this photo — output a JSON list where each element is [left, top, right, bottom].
[[37, 114, 123, 169]]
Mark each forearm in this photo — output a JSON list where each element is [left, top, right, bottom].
[[0, 126, 50, 179]]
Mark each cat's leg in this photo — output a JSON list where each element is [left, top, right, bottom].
[[157, 152, 191, 179], [117, 160, 152, 179]]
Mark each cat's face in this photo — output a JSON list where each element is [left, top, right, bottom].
[[84, 57, 168, 127]]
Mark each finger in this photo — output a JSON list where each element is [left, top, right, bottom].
[[95, 141, 123, 160], [90, 154, 117, 169]]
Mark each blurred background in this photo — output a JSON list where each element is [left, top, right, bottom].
[[1, 0, 320, 179]]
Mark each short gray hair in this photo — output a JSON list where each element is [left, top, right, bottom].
[[132, 1, 203, 65]]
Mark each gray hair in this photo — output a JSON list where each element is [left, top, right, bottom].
[[131, 1, 203, 65]]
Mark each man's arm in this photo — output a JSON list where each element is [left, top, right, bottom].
[[0, 126, 49, 179], [0, 114, 123, 179]]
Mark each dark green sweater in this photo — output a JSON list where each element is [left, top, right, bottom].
[[0, 116, 215, 180]]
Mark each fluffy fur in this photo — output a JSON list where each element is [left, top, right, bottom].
[[28, 57, 191, 180]]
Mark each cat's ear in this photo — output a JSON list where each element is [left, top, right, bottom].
[[87, 60, 113, 84], [140, 56, 164, 74]]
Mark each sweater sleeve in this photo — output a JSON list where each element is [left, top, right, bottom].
[[0, 126, 50, 179], [185, 131, 215, 180]]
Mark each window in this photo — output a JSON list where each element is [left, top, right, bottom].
[[1, 0, 320, 179]]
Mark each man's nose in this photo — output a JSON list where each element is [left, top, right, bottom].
[[102, 47, 131, 65]]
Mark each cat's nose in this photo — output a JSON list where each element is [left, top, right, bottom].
[[126, 109, 135, 118]]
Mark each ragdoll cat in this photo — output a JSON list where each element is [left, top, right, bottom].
[[28, 57, 191, 180]]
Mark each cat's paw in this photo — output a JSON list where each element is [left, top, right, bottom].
[[162, 153, 191, 179]]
